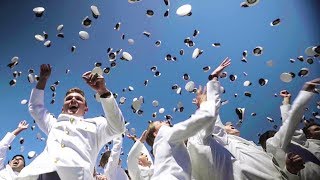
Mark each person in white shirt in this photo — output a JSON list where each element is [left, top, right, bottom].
[[264, 79, 320, 180], [187, 57, 233, 180], [145, 77, 220, 180], [0, 121, 28, 179], [18, 64, 125, 180], [99, 136, 129, 180], [127, 130, 154, 180]]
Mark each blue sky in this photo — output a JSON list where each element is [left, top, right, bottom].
[[0, 0, 319, 173]]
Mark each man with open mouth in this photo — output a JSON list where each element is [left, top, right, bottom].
[[17, 64, 125, 180], [0, 120, 28, 179]]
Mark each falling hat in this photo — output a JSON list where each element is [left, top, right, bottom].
[[79, 31, 89, 40], [146, 10, 154, 17], [176, 4, 192, 16], [280, 72, 293, 83], [155, 40, 161, 47], [57, 24, 64, 31], [33, 7, 45, 17], [21, 99, 28, 105], [243, 81, 252, 86], [258, 78, 268, 86], [159, 108, 165, 114], [128, 39, 135, 45], [229, 74, 237, 81], [185, 81, 195, 92], [91, 5, 100, 19], [164, 9, 169, 17], [245, 0, 260, 7], [92, 66, 103, 76], [164, 0, 170, 6], [306, 57, 314, 64], [114, 22, 121, 31], [27, 151, 36, 159], [304, 46, 318, 56], [35, 34, 45, 42], [298, 68, 309, 77], [121, 52, 133, 61], [192, 48, 203, 59], [44, 40, 51, 47], [270, 18, 281, 26], [253, 46, 263, 56], [152, 100, 159, 107], [236, 108, 245, 120], [82, 16, 92, 28]]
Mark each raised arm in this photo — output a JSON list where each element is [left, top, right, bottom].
[[127, 131, 153, 179], [29, 64, 56, 135], [279, 90, 307, 145], [82, 71, 125, 136], [267, 79, 318, 154], [189, 58, 230, 143], [0, 121, 28, 170], [104, 136, 123, 179]]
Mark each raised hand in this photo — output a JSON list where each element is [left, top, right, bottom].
[[211, 57, 231, 77], [82, 71, 109, 95], [139, 130, 148, 143], [126, 133, 138, 142], [279, 90, 291, 98], [194, 85, 207, 108], [12, 120, 29, 136], [286, 152, 305, 175], [39, 64, 51, 80], [302, 77, 320, 92], [36, 64, 51, 90], [18, 120, 29, 131]]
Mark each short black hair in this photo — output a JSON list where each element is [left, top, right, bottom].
[[11, 154, 25, 167], [303, 122, 320, 139], [259, 130, 277, 151]]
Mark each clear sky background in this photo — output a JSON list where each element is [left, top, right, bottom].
[[0, 0, 319, 173]]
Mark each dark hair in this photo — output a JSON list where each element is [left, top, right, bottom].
[[146, 122, 156, 147], [65, 87, 87, 106], [11, 154, 25, 167], [99, 150, 111, 168], [303, 122, 320, 139], [259, 130, 277, 151]]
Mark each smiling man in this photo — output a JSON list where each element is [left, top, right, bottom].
[[0, 121, 28, 179], [17, 64, 125, 180]]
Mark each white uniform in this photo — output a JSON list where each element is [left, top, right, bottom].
[[17, 88, 125, 180], [0, 132, 18, 179], [151, 99, 218, 180], [188, 80, 232, 180], [127, 140, 154, 180], [104, 136, 129, 180], [267, 91, 320, 180]]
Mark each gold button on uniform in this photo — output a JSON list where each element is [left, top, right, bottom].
[[65, 130, 69, 135], [61, 143, 65, 148], [70, 118, 75, 124]]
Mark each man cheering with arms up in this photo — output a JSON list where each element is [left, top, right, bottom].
[[18, 64, 125, 180]]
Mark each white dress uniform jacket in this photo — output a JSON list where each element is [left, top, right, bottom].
[[267, 91, 320, 180], [127, 140, 154, 180], [151, 98, 218, 180], [17, 88, 125, 180], [0, 132, 19, 179], [188, 80, 234, 180], [104, 136, 129, 180]]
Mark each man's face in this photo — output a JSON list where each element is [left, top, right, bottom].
[[9, 156, 24, 172], [308, 125, 320, 140], [138, 152, 151, 167], [62, 92, 88, 117], [225, 124, 240, 136]]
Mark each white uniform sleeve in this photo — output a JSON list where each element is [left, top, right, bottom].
[[28, 88, 56, 135], [0, 133, 16, 170], [104, 136, 123, 178], [267, 91, 314, 167], [280, 104, 307, 146], [189, 80, 222, 144], [99, 94, 125, 138], [127, 140, 153, 179], [168, 95, 218, 143]]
